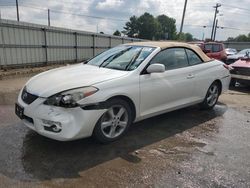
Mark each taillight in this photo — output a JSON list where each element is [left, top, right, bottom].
[[223, 64, 233, 71], [223, 64, 230, 70]]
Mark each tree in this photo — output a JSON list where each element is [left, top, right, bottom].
[[123, 12, 179, 40], [235, 34, 248, 42], [113, 30, 121, 36], [177, 32, 193, 42], [156, 15, 177, 40], [99, 31, 104, 34], [226, 33, 250, 42], [185, 33, 193, 42], [123, 16, 139, 37], [226, 37, 234, 41], [137, 12, 160, 40]]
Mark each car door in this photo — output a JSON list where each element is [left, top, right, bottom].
[[185, 48, 217, 100], [139, 47, 196, 118]]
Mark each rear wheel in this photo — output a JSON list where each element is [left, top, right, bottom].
[[200, 82, 220, 110], [93, 98, 132, 143]]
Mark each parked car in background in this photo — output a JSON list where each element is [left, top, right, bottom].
[[189, 42, 227, 63], [15, 42, 231, 143], [230, 54, 250, 86], [203, 42, 227, 63], [189, 41, 205, 51], [225, 48, 237, 56], [227, 48, 250, 65]]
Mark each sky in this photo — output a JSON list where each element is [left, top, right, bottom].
[[0, 0, 250, 41]]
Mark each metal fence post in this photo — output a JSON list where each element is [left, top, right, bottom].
[[0, 20, 7, 69], [92, 34, 95, 56], [43, 28, 48, 66], [75, 32, 78, 62], [109, 36, 112, 48]]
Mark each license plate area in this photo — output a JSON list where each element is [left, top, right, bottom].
[[15, 103, 24, 119]]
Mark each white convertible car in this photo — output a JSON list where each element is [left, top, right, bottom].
[[16, 42, 231, 143]]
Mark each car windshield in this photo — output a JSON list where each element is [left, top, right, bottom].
[[86, 45, 155, 71], [238, 49, 250, 55]]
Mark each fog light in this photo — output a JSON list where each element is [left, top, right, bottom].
[[42, 119, 62, 133], [51, 125, 61, 133]]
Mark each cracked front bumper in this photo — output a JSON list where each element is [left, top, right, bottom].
[[17, 92, 106, 141]]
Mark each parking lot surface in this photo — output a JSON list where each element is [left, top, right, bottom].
[[0, 87, 249, 188]]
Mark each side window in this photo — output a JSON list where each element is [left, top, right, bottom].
[[213, 44, 221, 52], [185, 49, 203, 65], [150, 48, 189, 70]]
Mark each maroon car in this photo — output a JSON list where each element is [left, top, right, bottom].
[[189, 42, 227, 63], [230, 55, 250, 86]]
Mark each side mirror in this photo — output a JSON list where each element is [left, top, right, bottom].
[[203, 49, 211, 54], [146, 64, 165, 73]]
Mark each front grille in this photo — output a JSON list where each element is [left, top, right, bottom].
[[230, 67, 250, 76], [21, 87, 38, 104]]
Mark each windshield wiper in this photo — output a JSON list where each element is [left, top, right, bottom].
[[82, 59, 89, 64], [125, 48, 143, 70], [99, 47, 132, 68]]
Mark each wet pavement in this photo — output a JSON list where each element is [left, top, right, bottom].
[[0, 87, 249, 188]]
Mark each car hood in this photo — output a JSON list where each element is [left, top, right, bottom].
[[226, 52, 236, 56], [231, 59, 250, 68], [25, 64, 129, 97], [227, 54, 244, 59]]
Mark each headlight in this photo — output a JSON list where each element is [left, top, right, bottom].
[[44, 86, 98, 108]]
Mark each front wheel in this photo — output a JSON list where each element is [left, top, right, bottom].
[[200, 82, 220, 110], [93, 98, 132, 143]]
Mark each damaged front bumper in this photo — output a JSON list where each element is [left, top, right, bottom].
[[17, 94, 106, 141]]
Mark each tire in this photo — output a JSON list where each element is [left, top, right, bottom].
[[200, 82, 220, 110], [93, 98, 132, 143], [230, 78, 236, 87]]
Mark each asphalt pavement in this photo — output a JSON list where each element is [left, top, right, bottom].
[[0, 87, 249, 188]]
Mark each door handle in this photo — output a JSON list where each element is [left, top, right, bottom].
[[187, 74, 195, 79]]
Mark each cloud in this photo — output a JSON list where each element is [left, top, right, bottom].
[[96, 0, 124, 10], [0, 0, 249, 40]]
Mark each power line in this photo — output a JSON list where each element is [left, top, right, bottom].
[[1, 2, 250, 34], [221, 9, 250, 16], [185, 24, 250, 32], [220, 4, 250, 12], [1, 4, 128, 22]]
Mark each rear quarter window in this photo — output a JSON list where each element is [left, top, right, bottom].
[[185, 49, 203, 65]]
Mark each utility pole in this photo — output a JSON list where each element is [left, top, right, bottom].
[[48, 9, 50, 26], [202, 26, 206, 41], [179, 0, 188, 34], [211, 3, 221, 40], [213, 19, 218, 41], [16, 0, 19, 21]]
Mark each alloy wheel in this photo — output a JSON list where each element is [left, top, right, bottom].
[[100, 105, 129, 139], [207, 84, 219, 107]]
